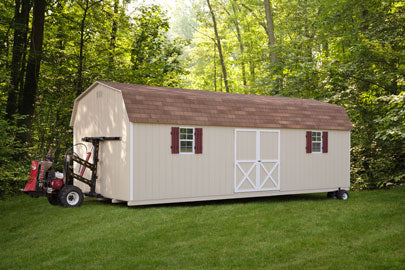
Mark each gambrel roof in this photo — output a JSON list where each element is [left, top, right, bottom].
[[71, 81, 353, 131]]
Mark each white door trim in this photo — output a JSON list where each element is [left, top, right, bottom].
[[234, 129, 280, 193]]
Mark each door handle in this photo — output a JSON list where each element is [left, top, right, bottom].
[[257, 160, 261, 162]]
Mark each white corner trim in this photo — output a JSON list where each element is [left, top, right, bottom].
[[130, 122, 134, 201]]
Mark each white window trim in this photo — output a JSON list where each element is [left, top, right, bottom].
[[311, 131, 323, 154], [179, 127, 195, 154]]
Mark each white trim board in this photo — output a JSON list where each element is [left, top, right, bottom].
[[130, 122, 134, 201]]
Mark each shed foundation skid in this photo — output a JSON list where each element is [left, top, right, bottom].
[[127, 188, 349, 206]]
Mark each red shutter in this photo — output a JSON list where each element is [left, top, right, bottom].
[[322, 131, 328, 153], [306, 131, 312, 153], [171, 127, 179, 154], [194, 128, 203, 154]]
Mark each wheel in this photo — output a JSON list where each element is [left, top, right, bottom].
[[327, 191, 336, 199], [336, 190, 349, 200], [59, 185, 84, 207], [47, 194, 61, 206]]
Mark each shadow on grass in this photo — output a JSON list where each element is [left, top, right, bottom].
[[158, 193, 327, 208], [94, 192, 330, 210], [16, 191, 330, 210]]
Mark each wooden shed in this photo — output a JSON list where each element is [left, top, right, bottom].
[[70, 81, 353, 206]]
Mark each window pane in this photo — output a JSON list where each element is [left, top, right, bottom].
[[312, 142, 321, 152], [312, 132, 321, 142], [180, 144, 192, 152], [180, 133, 186, 139], [187, 134, 193, 140], [181, 147, 192, 152]]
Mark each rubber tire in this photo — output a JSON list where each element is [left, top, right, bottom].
[[59, 185, 84, 207], [336, 190, 349, 200], [327, 191, 336, 199], [47, 194, 61, 206]]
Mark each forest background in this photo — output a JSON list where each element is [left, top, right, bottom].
[[0, 0, 403, 196]]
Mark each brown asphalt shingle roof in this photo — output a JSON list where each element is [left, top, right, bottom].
[[99, 81, 353, 131]]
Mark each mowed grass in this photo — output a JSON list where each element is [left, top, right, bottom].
[[0, 188, 404, 270]]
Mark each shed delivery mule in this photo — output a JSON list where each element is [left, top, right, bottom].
[[68, 81, 352, 206]]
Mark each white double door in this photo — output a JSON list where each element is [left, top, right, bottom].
[[234, 129, 280, 192]]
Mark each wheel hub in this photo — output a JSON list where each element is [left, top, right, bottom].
[[67, 191, 80, 205]]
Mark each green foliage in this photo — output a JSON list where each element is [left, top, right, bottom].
[[188, 0, 404, 189], [0, 1, 188, 196], [0, 0, 13, 85], [130, 5, 188, 87], [0, 114, 30, 198]]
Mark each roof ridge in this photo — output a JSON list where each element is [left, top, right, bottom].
[[98, 81, 332, 106]]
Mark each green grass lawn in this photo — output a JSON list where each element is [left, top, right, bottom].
[[0, 188, 404, 270]]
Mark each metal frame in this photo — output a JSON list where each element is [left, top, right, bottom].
[[234, 129, 280, 193], [65, 136, 121, 197]]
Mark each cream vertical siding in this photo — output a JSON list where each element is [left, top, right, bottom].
[[72, 84, 130, 201], [72, 84, 350, 206], [132, 124, 234, 201], [130, 124, 350, 205], [280, 129, 350, 191]]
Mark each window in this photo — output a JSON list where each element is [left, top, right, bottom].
[[306, 131, 328, 154], [171, 127, 203, 154], [311, 131, 322, 153], [180, 127, 194, 153]]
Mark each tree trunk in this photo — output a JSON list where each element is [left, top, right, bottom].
[[264, 0, 276, 62], [231, 2, 246, 87], [109, 0, 118, 69], [55, 2, 65, 53], [250, 50, 255, 83], [6, 0, 31, 119], [206, 0, 229, 92], [213, 41, 217, 92], [76, 0, 89, 97], [18, 0, 46, 119]]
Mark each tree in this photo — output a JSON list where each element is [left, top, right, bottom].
[[130, 5, 187, 87], [263, 0, 276, 62], [109, 0, 118, 68], [75, 0, 102, 97], [5, 0, 31, 119], [18, 0, 46, 123], [187, 0, 404, 188], [229, 2, 247, 87], [206, 0, 229, 92]]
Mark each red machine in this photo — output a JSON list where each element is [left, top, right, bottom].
[[22, 137, 120, 207]]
